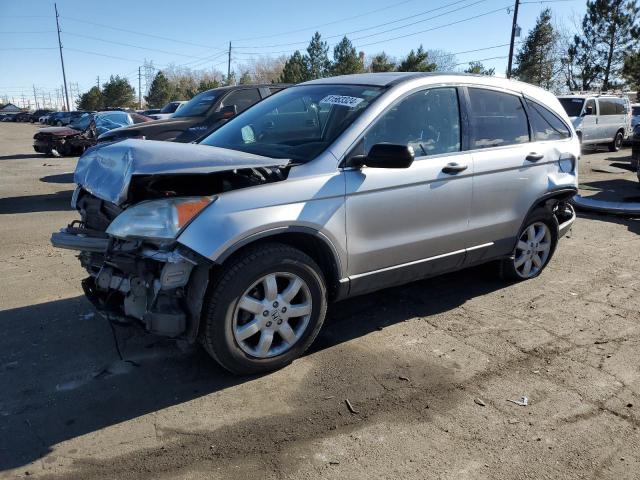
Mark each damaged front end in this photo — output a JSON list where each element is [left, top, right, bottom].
[[51, 139, 290, 339], [52, 190, 211, 338]]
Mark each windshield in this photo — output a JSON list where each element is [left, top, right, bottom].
[[632, 106, 640, 116], [69, 113, 92, 131], [161, 102, 181, 114], [200, 84, 385, 161], [173, 91, 220, 117], [559, 98, 584, 117]]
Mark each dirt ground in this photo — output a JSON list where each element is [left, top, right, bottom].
[[1, 122, 639, 480]]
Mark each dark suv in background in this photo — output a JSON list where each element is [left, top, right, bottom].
[[97, 84, 289, 144]]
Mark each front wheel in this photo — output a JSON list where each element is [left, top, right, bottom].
[[609, 131, 623, 152], [200, 243, 327, 375], [500, 209, 559, 281]]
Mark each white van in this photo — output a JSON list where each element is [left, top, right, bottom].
[[558, 94, 631, 151]]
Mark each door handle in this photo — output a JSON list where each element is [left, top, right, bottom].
[[442, 162, 468, 174], [526, 152, 544, 162]]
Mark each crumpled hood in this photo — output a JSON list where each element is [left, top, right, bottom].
[[74, 139, 290, 205], [36, 126, 81, 137]]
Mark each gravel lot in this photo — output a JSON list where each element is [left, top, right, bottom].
[[1, 122, 639, 479]]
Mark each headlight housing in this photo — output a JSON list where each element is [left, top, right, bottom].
[[106, 196, 214, 240]]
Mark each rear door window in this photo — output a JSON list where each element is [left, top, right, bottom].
[[524, 99, 571, 141], [467, 88, 529, 149]]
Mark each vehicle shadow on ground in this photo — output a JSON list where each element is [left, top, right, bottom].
[[579, 178, 640, 203], [0, 264, 508, 472], [576, 211, 640, 235], [40, 173, 74, 184], [0, 190, 73, 214], [0, 153, 45, 161]]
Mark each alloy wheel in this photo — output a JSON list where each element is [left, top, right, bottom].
[[513, 221, 552, 279], [232, 272, 312, 358]]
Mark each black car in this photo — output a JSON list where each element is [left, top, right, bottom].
[[29, 109, 53, 123], [98, 84, 289, 144]]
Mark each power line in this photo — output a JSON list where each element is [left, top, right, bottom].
[[356, 5, 510, 48], [0, 47, 56, 50], [63, 32, 211, 59], [234, 0, 488, 49], [62, 16, 228, 51], [231, 0, 419, 42]]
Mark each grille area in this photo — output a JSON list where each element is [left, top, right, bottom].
[[76, 190, 123, 232]]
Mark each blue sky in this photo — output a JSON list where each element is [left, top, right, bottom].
[[0, 0, 586, 108]]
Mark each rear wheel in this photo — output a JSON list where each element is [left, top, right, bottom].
[[609, 131, 623, 152], [200, 243, 327, 375], [501, 209, 558, 281]]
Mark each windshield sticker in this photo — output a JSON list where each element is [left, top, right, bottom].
[[320, 95, 364, 108], [572, 99, 583, 103]]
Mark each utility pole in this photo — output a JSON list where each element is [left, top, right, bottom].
[[227, 41, 232, 85], [506, 0, 520, 79], [138, 66, 142, 109], [54, 3, 71, 111], [33, 85, 39, 109], [21, 92, 26, 109], [96, 76, 100, 90]]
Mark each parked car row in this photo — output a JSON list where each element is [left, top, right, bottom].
[[50, 73, 580, 375], [33, 110, 152, 156]]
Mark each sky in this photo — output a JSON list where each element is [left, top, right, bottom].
[[0, 0, 587, 109]]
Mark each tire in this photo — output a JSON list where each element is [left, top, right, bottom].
[[609, 131, 623, 152], [200, 242, 328, 375], [500, 208, 559, 281]]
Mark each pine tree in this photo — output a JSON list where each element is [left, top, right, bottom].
[[280, 51, 311, 83], [197, 78, 220, 93], [578, 0, 639, 89], [102, 75, 136, 108], [239, 71, 253, 84], [566, 33, 603, 90], [369, 52, 396, 72], [623, 50, 640, 94], [465, 61, 495, 76], [306, 32, 331, 79], [76, 86, 104, 111], [513, 9, 559, 89], [331, 36, 363, 75], [144, 71, 173, 108], [397, 46, 437, 72]]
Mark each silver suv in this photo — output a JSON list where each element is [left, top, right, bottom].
[[52, 73, 579, 374], [558, 94, 631, 151]]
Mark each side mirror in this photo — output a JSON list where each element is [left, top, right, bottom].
[[351, 143, 415, 169], [219, 105, 237, 119], [583, 105, 593, 116]]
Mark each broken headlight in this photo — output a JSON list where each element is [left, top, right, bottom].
[[106, 196, 214, 240]]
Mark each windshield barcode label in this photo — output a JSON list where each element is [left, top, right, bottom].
[[319, 95, 364, 108]]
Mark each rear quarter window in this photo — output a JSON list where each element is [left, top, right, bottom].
[[525, 99, 571, 141]]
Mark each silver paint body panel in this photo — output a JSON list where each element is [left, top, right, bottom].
[[177, 74, 578, 287]]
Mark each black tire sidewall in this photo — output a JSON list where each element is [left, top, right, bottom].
[[204, 246, 327, 374], [610, 132, 623, 152]]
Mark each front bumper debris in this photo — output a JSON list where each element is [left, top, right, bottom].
[[51, 222, 208, 339]]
